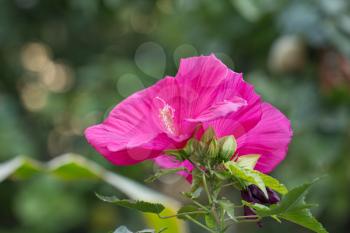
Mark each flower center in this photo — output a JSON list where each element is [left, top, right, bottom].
[[155, 97, 177, 135]]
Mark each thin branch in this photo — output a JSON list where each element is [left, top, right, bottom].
[[185, 215, 216, 233], [202, 173, 212, 204], [158, 211, 207, 219]]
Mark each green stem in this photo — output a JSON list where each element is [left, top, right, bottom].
[[221, 181, 239, 188], [187, 158, 206, 175], [185, 215, 217, 233], [158, 211, 207, 219], [224, 215, 261, 223], [193, 200, 210, 211], [235, 215, 259, 219], [202, 173, 212, 204]]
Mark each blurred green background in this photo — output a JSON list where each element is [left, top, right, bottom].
[[1, 0, 350, 232]]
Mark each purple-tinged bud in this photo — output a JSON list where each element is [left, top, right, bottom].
[[241, 185, 281, 226], [267, 187, 280, 204], [250, 185, 269, 204], [241, 185, 280, 206], [241, 186, 254, 203]]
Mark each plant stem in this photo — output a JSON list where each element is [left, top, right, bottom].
[[193, 200, 210, 211], [221, 181, 239, 188], [202, 172, 212, 204], [158, 211, 207, 219], [185, 215, 217, 233]]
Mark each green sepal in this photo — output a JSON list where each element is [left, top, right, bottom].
[[218, 136, 237, 161], [207, 139, 219, 159], [201, 127, 216, 144], [164, 149, 187, 161]]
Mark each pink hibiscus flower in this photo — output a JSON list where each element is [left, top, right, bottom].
[[85, 54, 292, 179]]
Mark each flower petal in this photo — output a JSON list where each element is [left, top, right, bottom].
[[201, 70, 263, 139], [185, 96, 247, 122], [236, 103, 293, 173], [154, 155, 194, 182], [85, 77, 187, 165], [175, 54, 232, 120]]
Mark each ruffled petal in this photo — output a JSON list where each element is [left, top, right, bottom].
[[175, 55, 232, 120], [236, 103, 293, 173], [185, 96, 247, 123], [85, 77, 187, 165], [201, 70, 263, 139]]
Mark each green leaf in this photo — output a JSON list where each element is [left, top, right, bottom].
[[280, 208, 328, 233], [0, 154, 185, 233], [247, 180, 318, 217], [114, 226, 133, 233], [224, 161, 267, 197], [218, 199, 236, 221], [252, 170, 288, 195], [205, 214, 216, 229], [145, 168, 185, 183], [219, 136, 237, 161], [96, 193, 165, 214], [236, 154, 260, 170], [268, 180, 316, 215]]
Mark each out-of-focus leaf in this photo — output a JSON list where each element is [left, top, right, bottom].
[[137, 229, 156, 233], [144, 208, 186, 233], [0, 154, 188, 233], [114, 226, 133, 233], [48, 154, 102, 180], [231, 0, 261, 21], [0, 157, 42, 182], [96, 193, 165, 214]]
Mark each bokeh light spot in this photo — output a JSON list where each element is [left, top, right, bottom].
[[116, 73, 144, 98], [135, 42, 166, 79]]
